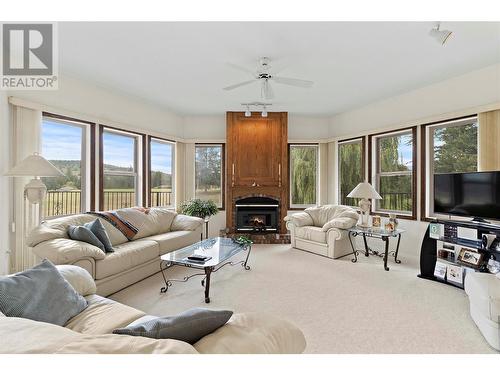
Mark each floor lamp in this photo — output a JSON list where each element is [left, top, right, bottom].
[[4, 152, 64, 212], [4, 153, 63, 270]]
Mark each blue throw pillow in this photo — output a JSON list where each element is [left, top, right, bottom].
[[84, 219, 114, 253], [0, 259, 88, 326], [113, 308, 233, 344], [68, 225, 105, 252]]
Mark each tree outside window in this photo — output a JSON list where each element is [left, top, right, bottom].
[[338, 139, 363, 206], [195, 144, 223, 208], [290, 144, 318, 207]]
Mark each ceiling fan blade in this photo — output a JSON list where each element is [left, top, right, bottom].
[[223, 80, 256, 91], [261, 79, 274, 100], [227, 63, 256, 77], [272, 76, 314, 88]]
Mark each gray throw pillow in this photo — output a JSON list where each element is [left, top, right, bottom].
[[0, 259, 88, 326], [113, 308, 233, 344], [84, 219, 114, 253], [68, 225, 105, 252]]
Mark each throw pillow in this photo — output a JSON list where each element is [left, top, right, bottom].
[[0, 259, 88, 326], [84, 219, 114, 253], [113, 308, 233, 344], [68, 225, 105, 252]]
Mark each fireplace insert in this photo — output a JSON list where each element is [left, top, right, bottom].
[[235, 196, 279, 232]]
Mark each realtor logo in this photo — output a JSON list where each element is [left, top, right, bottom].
[[1, 23, 58, 89]]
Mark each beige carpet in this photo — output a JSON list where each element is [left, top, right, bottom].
[[110, 244, 496, 354]]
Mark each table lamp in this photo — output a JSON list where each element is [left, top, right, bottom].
[[347, 182, 382, 227], [4, 152, 64, 204]]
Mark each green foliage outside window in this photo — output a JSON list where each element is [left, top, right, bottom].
[[433, 123, 478, 173], [290, 145, 317, 206], [339, 141, 363, 206]]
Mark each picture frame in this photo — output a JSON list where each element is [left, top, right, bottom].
[[458, 248, 483, 267], [372, 215, 381, 227]]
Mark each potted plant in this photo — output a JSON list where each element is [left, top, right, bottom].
[[179, 198, 218, 219]]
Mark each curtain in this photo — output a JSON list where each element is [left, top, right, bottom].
[[11, 105, 42, 272], [478, 109, 500, 171]]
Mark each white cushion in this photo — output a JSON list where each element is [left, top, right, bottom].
[[285, 212, 314, 227], [194, 312, 306, 354], [64, 295, 145, 334], [147, 230, 203, 255], [27, 214, 128, 247], [464, 272, 500, 323], [171, 214, 204, 231], [56, 265, 96, 296], [295, 226, 327, 243], [95, 239, 159, 280], [305, 205, 358, 227], [32, 238, 106, 264]]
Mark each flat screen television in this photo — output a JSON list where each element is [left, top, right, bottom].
[[434, 171, 500, 221]]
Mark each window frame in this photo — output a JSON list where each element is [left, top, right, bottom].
[[148, 135, 177, 209], [41, 112, 95, 217], [368, 126, 417, 219], [420, 115, 478, 220], [194, 143, 225, 210], [337, 136, 366, 207], [288, 143, 320, 209], [99, 125, 145, 211]]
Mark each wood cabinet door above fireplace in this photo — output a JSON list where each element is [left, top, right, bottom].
[[227, 112, 287, 187]]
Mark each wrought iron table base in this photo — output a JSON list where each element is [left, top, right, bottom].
[[348, 232, 401, 271], [160, 245, 251, 303]]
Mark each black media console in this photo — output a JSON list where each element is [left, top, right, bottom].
[[419, 219, 500, 289]]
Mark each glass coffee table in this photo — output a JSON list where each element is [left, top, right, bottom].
[[159, 237, 251, 303], [347, 226, 405, 271]]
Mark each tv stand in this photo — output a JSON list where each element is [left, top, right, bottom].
[[471, 217, 490, 224], [419, 218, 500, 289]]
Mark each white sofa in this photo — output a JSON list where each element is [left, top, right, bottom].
[[27, 207, 204, 296], [285, 205, 359, 258], [0, 265, 306, 354], [464, 271, 500, 351]]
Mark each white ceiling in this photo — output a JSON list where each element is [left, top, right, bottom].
[[59, 22, 500, 116]]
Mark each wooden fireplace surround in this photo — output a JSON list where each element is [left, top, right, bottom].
[[225, 112, 289, 234]]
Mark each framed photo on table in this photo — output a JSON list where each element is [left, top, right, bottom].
[[458, 248, 483, 267]]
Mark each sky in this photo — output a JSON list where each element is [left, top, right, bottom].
[[42, 120, 173, 174], [42, 119, 82, 160]]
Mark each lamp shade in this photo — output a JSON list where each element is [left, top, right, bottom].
[[347, 182, 382, 200], [4, 153, 63, 177]]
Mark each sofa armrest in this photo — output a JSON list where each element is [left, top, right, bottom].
[[284, 212, 314, 228], [170, 214, 204, 231], [322, 217, 358, 231], [56, 265, 97, 296], [32, 238, 106, 265]]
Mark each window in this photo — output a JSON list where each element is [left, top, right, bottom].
[[149, 137, 175, 207], [195, 144, 224, 208], [101, 127, 141, 210], [338, 138, 364, 206], [41, 115, 90, 217], [424, 117, 478, 217], [289, 144, 319, 208], [370, 128, 416, 216]]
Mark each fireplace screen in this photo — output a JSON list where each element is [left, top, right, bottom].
[[235, 197, 279, 232]]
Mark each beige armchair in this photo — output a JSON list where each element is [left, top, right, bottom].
[[285, 205, 359, 259]]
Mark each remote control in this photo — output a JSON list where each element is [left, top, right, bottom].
[[188, 255, 208, 261]]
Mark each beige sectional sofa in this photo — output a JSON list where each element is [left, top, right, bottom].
[[27, 208, 204, 296], [285, 205, 359, 258], [0, 265, 306, 354]]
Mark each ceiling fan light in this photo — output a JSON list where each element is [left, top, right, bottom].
[[261, 106, 268, 117], [245, 105, 251, 117]]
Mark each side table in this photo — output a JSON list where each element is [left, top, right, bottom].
[[347, 227, 404, 271]]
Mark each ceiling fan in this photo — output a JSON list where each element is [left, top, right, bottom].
[[223, 57, 314, 100]]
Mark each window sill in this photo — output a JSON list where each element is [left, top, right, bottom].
[[371, 211, 417, 221]]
